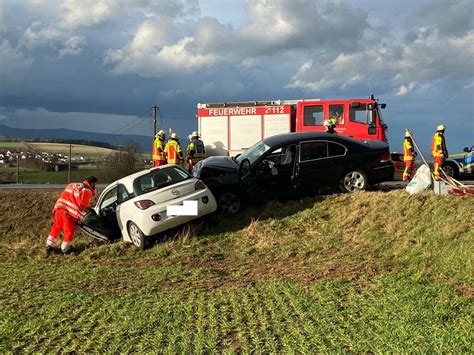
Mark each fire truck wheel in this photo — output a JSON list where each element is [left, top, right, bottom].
[[339, 169, 368, 193], [217, 191, 241, 215]]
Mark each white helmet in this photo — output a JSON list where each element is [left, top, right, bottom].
[[155, 130, 165, 138], [405, 129, 412, 138], [436, 124, 445, 131], [191, 131, 199, 138], [170, 132, 178, 139]]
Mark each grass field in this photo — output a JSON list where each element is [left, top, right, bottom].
[[27, 142, 115, 158], [0, 167, 106, 184], [0, 190, 472, 352], [0, 141, 26, 149]]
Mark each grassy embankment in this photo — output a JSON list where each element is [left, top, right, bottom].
[[0, 189, 472, 352]]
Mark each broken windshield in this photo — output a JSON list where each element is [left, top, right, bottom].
[[235, 141, 271, 165]]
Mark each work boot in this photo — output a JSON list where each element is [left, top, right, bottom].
[[45, 245, 54, 254], [61, 248, 72, 255]]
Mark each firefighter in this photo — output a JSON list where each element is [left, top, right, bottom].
[[165, 132, 183, 165], [323, 117, 337, 134], [431, 124, 448, 181], [45, 176, 98, 254], [402, 130, 417, 182], [152, 130, 167, 167], [186, 131, 205, 173]]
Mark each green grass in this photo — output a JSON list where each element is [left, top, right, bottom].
[[0, 141, 26, 148], [28, 142, 115, 158], [0, 190, 472, 352]]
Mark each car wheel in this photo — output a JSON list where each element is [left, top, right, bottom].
[[442, 162, 459, 179], [218, 191, 241, 215], [128, 221, 147, 250], [339, 169, 368, 193]]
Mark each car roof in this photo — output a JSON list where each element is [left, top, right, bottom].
[[263, 131, 370, 147], [111, 164, 185, 192]]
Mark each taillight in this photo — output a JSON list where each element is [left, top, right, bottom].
[[194, 180, 206, 190], [379, 153, 391, 163], [134, 199, 155, 210]]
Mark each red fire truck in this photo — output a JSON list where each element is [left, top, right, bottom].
[[197, 96, 388, 156]]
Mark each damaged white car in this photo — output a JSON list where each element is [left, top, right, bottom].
[[78, 165, 217, 249]]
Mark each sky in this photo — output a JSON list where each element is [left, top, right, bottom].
[[0, 0, 473, 153]]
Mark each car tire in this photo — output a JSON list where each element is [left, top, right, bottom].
[[217, 191, 241, 215], [127, 221, 147, 250], [339, 169, 368, 193], [442, 161, 459, 179]]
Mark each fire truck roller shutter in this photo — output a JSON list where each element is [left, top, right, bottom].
[[263, 114, 292, 138], [229, 115, 262, 156], [200, 116, 229, 156]]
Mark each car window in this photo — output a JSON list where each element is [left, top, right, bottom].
[[117, 184, 130, 203], [303, 105, 323, 126], [134, 166, 190, 196], [328, 142, 347, 157], [350, 104, 373, 124], [236, 141, 271, 165], [328, 104, 344, 124], [100, 186, 118, 212], [300, 142, 328, 161]]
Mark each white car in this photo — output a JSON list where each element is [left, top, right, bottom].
[[78, 164, 217, 249]]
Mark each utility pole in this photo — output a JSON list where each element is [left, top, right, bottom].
[[16, 155, 20, 183], [68, 143, 72, 183], [152, 105, 157, 163], [152, 105, 157, 138]]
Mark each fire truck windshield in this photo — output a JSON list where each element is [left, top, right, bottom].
[[236, 141, 271, 165]]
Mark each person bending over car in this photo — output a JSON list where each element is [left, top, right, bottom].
[[45, 176, 98, 254]]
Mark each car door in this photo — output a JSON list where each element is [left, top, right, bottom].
[[81, 184, 129, 242], [297, 140, 348, 191], [250, 144, 299, 198]]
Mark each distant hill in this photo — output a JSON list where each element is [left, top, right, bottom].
[[0, 124, 151, 151]]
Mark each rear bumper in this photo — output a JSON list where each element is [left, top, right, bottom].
[[370, 162, 395, 183], [125, 189, 217, 240]]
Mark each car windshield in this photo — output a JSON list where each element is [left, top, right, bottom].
[[236, 141, 271, 165], [133, 166, 191, 196]]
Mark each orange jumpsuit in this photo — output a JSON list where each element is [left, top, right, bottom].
[[403, 138, 415, 182], [46, 181, 94, 251], [431, 132, 448, 181], [153, 137, 167, 167]]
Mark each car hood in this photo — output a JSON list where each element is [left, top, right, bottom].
[[199, 156, 240, 171]]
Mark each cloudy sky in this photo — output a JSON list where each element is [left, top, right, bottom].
[[0, 0, 473, 153]]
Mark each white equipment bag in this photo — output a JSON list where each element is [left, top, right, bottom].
[[406, 164, 432, 195]]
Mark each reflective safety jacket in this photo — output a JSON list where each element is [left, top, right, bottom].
[[153, 138, 166, 162], [53, 181, 94, 220], [165, 139, 183, 164], [403, 138, 415, 161], [431, 132, 448, 158], [186, 138, 205, 158]]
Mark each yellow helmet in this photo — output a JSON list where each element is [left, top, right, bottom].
[[436, 124, 445, 131], [170, 132, 178, 139], [405, 129, 412, 138]]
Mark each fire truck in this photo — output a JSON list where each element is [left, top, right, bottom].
[[197, 96, 388, 156]]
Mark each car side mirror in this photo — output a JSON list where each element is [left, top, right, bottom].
[[368, 125, 376, 135], [380, 103, 386, 109], [238, 159, 252, 182]]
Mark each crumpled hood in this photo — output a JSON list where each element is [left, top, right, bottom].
[[199, 156, 239, 171]]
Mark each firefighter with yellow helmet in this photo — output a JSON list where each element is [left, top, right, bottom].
[[152, 130, 167, 167], [165, 132, 184, 165], [402, 129, 417, 182], [431, 124, 448, 181], [186, 131, 205, 173]]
